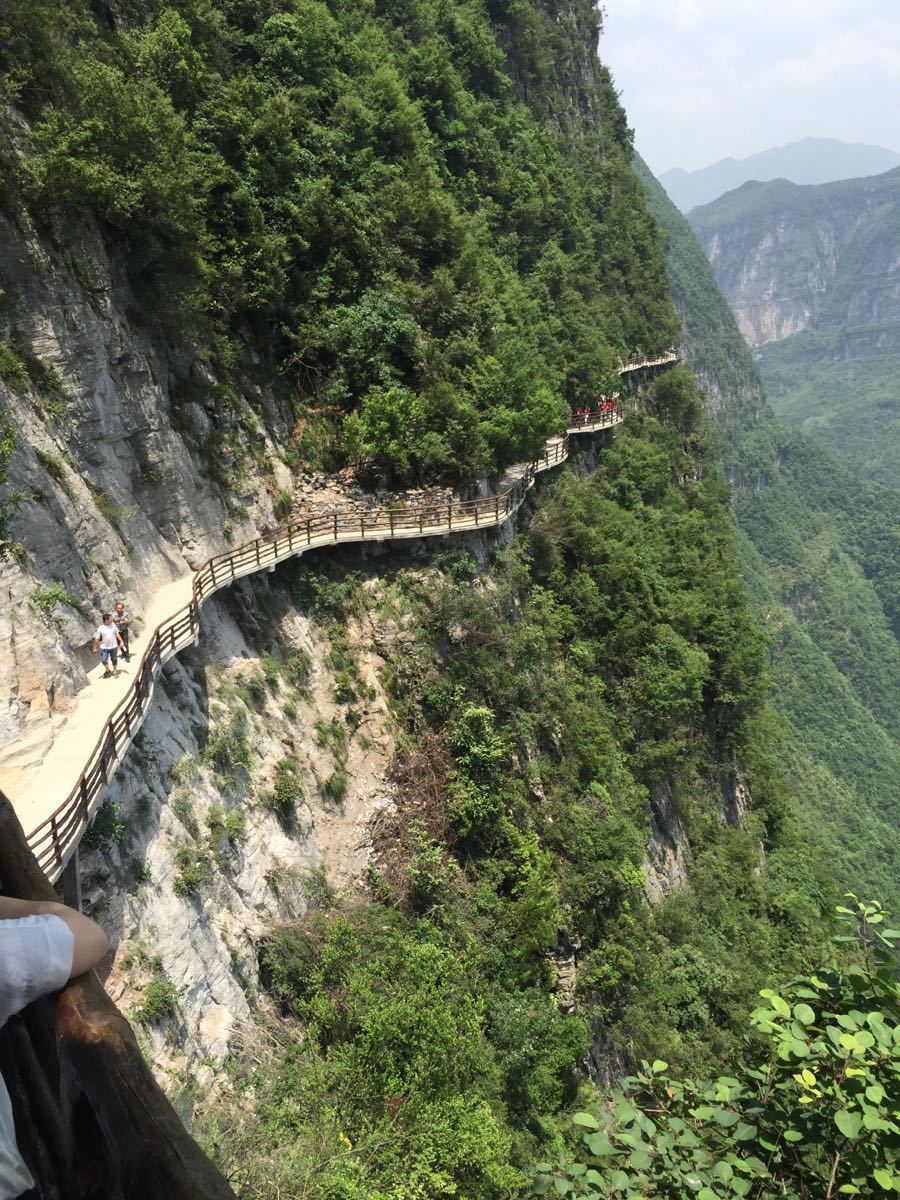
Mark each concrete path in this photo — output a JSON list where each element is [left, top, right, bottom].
[[4, 573, 195, 834]]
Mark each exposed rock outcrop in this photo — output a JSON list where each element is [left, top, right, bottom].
[[690, 168, 900, 350]]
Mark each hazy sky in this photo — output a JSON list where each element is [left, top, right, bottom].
[[599, 1, 900, 174]]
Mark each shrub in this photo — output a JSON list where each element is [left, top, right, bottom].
[[168, 753, 199, 786], [260, 654, 281, 688], [203, 714, 253, 775], [286, 647, 312, 691], [322, 767, 348, 803], [173, 843, 212, 897], [435, 550, 478, 583], [171, 793, 199, 838], [135, 971, 180, 1025], [207, 803, 246, 866], [273, 487, 292, 521], [31, 581, 75, 612], [34, 447, 69, 485], [82, 799, 126, 850], [234, 670, 266, 709], [0, 340, 28, 390], [535, 898, 900, 1200], [261, 757, 305, 828]]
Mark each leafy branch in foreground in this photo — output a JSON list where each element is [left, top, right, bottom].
[[536, 896, 900, 1199]]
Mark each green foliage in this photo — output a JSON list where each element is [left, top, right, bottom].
[[211, 908, 536, 1198], [82, 799, 125, 850], [173, 843, 212, 898], [634, 156, 765, 419], [759, 339, 900, 489], [171, 792, 199, 839], [261, 756, 305, 828], [203, 712, 253, 776], [259, 654, 281, 688], [641, 153, 900, 912], [135, 970, 180, 1025], [294, 567, 363, 622], [381, 374, 831, 1071], [207, 803, 246, 846], [322, 767, 348, 804], [273, 487, 292, 521], [234, 669, 267, 710], [0, 340, 28, 390], [1, 0, 677, 480], [0, 403, 18, 557], [536, 898, 900, 1199], [31, 580, 74, 612], [285, 647, 312, 692]]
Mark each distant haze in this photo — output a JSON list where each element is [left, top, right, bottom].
[[661, 138, 900, 212], [598, 1, 900, 176]]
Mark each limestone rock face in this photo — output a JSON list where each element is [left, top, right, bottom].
[[0, 202, 291, 779], [642, 779, 689, 905], [83, 573, 396, 1089], [690, 170, 900, 350]]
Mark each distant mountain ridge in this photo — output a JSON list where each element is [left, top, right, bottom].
[[661, 137, 900, 213], [688, 166, 900, 350]]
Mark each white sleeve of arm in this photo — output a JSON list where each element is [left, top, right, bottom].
[[0, 915, 75, 1026]]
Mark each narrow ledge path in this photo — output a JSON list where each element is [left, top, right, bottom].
[[4, 351, 677, 880]]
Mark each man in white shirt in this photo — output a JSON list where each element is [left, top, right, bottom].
[[0, 897, 108, 1199], [92, 613, 124, 679]]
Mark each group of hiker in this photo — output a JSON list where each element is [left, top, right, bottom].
[[570, 394, 619, 426], [91, 602, 132, 679]]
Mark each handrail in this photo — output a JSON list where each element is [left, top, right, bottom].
[[21, 353, 677, 880], [618, 347, 678, 373]]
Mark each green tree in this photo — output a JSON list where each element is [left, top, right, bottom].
[[537, 896, 900, 1199]]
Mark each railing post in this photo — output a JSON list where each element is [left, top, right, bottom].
[[210, 561, 217, 586], [255, 541, 260, 566], [333, 513, 338, 539], [447, 500, 452, 530], [51, 816, 62, 873], [495, 495, 500, 521], [307, 520, 311, 544], [389, 509, 395, 536], [79, 776, 90, 822]]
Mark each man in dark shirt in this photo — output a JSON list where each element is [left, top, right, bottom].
[[114, 602, 131, 662]]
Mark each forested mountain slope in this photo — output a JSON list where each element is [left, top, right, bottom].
[[639, 158, 900, 909], [689, 168, 900, 487], [0, 1, 844, 1196]]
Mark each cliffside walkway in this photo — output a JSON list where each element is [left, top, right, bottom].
[[8, 350, 678, 881]]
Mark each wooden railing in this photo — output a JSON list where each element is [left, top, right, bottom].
[[618, 347, 679, 373], [24, 354, 677, 880]]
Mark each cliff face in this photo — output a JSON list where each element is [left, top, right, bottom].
[[0, 198, 295, 777], [689, 168, 900, 349]]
